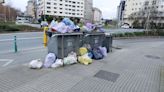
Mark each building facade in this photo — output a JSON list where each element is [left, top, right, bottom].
[[26, 0, 35, 18], [118, 0, 164, 28], [117, 0, 125, 27], [37, 0, 85, 19], [92, 7, 102, 24], [84, 0, 93, 23]]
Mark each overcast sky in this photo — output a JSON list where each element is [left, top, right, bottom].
[[5, 0, 120, 19]]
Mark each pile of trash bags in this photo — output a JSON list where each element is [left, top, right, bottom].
[[29, 44, 107, 69], [47, 18, 104, 35]]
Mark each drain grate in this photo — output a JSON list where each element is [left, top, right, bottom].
[[145, 55, 161, 60], [94, 70, 120, 82]]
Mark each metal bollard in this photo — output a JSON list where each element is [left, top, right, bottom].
[[14, 36, 18, 53], [43, 27, 48, 47]]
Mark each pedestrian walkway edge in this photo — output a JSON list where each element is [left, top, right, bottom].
[[160, 66, 164, 92]]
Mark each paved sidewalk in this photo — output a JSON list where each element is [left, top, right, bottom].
[[0, 38, 164, 92]]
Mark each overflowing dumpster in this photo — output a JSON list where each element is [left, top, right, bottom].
[[47, 33, 83, 59]]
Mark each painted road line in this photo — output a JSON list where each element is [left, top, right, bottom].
[[0, 46, 45, 54], [0, 59, 14, 67]]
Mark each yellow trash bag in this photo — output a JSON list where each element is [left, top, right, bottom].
[[78, 54, 92, 65], [79, 47, 88, 56]]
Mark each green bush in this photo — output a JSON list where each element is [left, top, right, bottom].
[[0, 23, 41, 33]]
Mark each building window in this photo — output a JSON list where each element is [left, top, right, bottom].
[[60, 12, 62, 14], [60, 8, 63, 10], [54, 3, 57, 5], [152, 1, 156, 5], [72, 13, 75, 15], [60, 0, 62, 1], [47, 7, 51, 9], [145, 1, 149, 6], [72, 1, 75, 4], [54, 11, 57, 13], [161, 5, 164, 8], [47, 11, 51, 13], [65, 4, 68, 6], [72, 5, 75, 8], [47, 2, 51, 5], [54, 7, 57, 9], [60, 4, 63, 6]]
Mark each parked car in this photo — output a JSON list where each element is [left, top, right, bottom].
[[40, 21, 48, 28], [121, 25, 130, 29]]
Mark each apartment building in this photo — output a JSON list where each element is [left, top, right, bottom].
[[92, 7, 102, 24], [37, 0, 85, 19], [26, 0, 35, 18], [117, 0, 126, 27], [84, 0, 93, 22], [118, 0, 164, 27]]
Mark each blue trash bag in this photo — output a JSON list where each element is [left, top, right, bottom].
[[92, 48, 104, 60], [62, 18, 75, 26], [88, 52, 93, 59]]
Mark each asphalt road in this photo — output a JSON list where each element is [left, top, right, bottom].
[[0, 32, 43, 53], [0, 28, 144, 53]]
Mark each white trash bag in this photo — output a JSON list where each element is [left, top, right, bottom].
[[51, 59, 63, 69], [29, 59, 43, 69], [44, 53, 56, 68], [64, 52, 77, 65]]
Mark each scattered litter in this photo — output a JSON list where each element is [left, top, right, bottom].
[[51, 59, 63, 68], [44, 53, 56, 68], [29, 59, 43, 69], [78, 53, 92, 65], [63, 52, 78, 65], [79, 47, 88, 56], [92, 47, 104, 60], [99, 47, 107, 57]]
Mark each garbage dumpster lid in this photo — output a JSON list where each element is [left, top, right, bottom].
[[52, 33, 83, 37]]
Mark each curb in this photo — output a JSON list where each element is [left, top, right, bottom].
[[160, 67, 164, 92], [113, 36, 164, 40]]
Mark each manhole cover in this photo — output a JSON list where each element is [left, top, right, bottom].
[[145, 55, 161, 59], [94, 70, 120, 82]]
